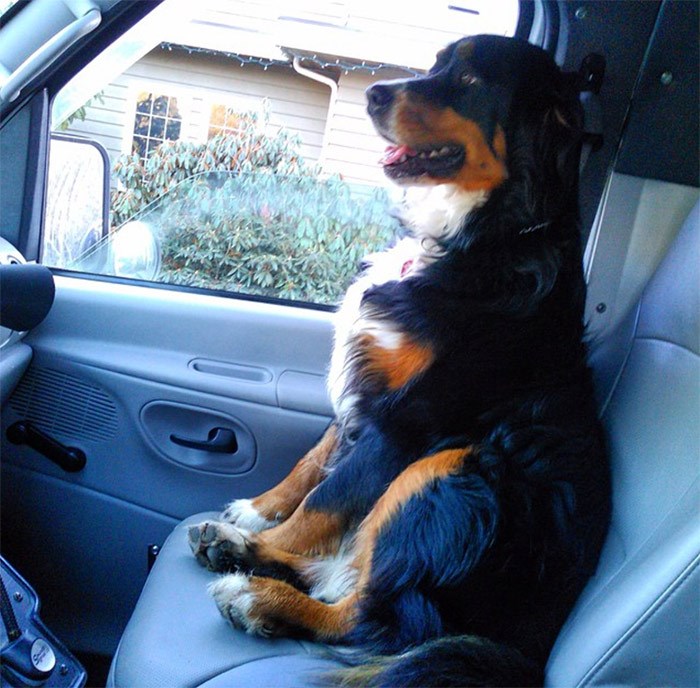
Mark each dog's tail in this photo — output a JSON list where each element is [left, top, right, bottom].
[[331, 635, 542, 688]]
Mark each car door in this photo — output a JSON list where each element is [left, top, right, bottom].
[[2, 261, 336, 654], [0, 0, 348, 655]]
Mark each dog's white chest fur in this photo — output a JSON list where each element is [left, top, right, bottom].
[[327, 236, 422, 428], [327, 185, 488, 432]]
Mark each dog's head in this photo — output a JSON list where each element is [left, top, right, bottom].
[[367, 35, 582, 195]]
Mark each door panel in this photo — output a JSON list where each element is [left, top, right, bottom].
[[23, 276, 333, 407], [0, 275, 335, 653], [1, 465, 179, 655], [4, 352, 332, 515]]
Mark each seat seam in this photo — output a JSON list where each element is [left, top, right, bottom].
[[597, 303, 641, 417], [570, 478, 699, 613], [634, 336, 700, 357], [190, 649, 329, 688], [579, 553, 700, 687]]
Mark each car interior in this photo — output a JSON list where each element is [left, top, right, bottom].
[[0, 1, 697, 687]]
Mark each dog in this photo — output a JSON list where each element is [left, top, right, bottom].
[[188, 34, 610, 687]]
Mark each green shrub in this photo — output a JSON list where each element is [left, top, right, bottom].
[[152, 171, 397, 304], [110, 113, 303, 227], [110, 114, 399, 305]]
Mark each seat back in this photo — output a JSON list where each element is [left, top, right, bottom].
[[546, 202, 700, 686]]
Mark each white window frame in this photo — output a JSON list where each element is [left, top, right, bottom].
[[194, 93, 267, 144], [121, 82, 197, 156]]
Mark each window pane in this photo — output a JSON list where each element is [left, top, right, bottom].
[[208, 104, 246, 139], [165, 119, 181, 140], [135, 93, 152, 114], [0, 0, 20, 18], [45, 0, 519, 306]]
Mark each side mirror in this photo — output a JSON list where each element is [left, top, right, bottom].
[[110, 220, 161, 280], [44, 133, 162, 281], [44, 133, 109, 266]]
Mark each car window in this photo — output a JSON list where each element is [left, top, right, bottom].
[[0, 0, 20, 18], [43, 0, 519, 307]]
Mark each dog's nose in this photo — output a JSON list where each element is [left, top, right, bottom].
[[366, 83, 394, 114]]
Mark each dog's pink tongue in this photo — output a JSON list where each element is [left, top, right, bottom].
[[380, 144, 416, 165]]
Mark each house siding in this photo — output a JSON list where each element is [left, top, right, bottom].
[[65, 49, 331, 170], [64, 48, 400, 190], [323, 69, 407, 188], [58, 0, 518, 189], [65, 82, 130, 164]]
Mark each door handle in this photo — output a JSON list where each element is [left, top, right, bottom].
[[169, 427, 238, 454], [7, 421, 86, 472]]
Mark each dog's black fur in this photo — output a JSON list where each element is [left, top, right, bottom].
[[329, 36, 608, 685], [192, 35, 610, 687]]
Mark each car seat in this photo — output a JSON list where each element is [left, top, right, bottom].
[[107, 201, 699, 687]]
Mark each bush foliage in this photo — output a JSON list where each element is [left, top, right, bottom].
[[110, 114, 398, 304]]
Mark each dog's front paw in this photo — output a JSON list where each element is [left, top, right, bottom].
[[208, 574, 277, 638], [220, 498, 279, 532], [187, 521, 253, 572]]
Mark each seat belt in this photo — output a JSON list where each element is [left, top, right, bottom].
[[578, 53, 606, 173]]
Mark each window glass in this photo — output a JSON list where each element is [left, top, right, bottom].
[[132, 92, 183, 160], [209, 103, 249, 139], [44, 0, 519, 306], [0, 0, 20, 18]]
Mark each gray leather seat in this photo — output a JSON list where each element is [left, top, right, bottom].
[[108, 202, 699, 687], [108, 511, 339, 687], [546, 201, 700, 686]]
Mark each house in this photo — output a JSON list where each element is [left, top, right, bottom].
[[57, 0, 518, 189]]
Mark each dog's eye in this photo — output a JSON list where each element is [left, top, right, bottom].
[[460, 73, 479, 86]]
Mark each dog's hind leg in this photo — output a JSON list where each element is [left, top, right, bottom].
[[219, 423, 338, 531], [347, 446, 499, 653], [209, 572, 359, 642], [206, 447, 497, 646]]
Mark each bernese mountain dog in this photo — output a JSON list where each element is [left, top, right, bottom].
[[188, 34, 611, 687]]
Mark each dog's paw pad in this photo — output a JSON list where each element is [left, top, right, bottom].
[[187, 521, 252, 572]]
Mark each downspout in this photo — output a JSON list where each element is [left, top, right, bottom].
[[292, 56, 338, 172]]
